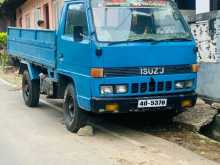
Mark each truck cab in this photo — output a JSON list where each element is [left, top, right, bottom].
[[8, 0, 198, 133]]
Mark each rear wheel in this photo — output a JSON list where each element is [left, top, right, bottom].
[[64, 83, 88, 133], [22, 70, 40, 107]]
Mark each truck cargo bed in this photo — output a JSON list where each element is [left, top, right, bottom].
[[7, 27, 56, 68]]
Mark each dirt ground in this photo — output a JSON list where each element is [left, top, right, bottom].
[[0, 66, 21, 88], [1, 66, 220, 164], [149, 126, 220, 163]]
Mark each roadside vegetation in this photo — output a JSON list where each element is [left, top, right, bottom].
[[0, 32, 21, 86], [0, 32, 8, 70]]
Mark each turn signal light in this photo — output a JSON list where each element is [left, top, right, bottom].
[[105, 103, 119, 112], [181, 100, 192, 108], [192, 64, 199, 72], [91, 68, 104, 78]]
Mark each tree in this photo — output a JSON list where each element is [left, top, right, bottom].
[[0, 0, 25, 18]]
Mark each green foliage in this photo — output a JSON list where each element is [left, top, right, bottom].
[[0, 32, 7, 45], [0, 32, 8, 70]]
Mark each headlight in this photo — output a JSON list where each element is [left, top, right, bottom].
[[185, 80, 193, 88], [175, 81, 185, 89], [175, 80, 194, 90], [100, 86, 113, 94], [115, 85, 128, 94]]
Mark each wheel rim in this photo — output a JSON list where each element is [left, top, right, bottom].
[[23, 80, 30, 99], [67, 96, 75, 119]]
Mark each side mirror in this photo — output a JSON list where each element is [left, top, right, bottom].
[[73, 26, 83, 42]]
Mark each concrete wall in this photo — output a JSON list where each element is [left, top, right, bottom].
[[190, 12, 220, 101], [16, 0, 63, 29], [197, 63, 220, 101]]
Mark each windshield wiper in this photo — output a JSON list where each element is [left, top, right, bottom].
[[107, 41, 130, 46], [128, 38, 159, 42], [107, 37, 192, 46], [158, 38, 193, 42], [107, 38, 159, 46]]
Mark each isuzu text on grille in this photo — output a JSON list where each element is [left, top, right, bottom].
[[141, 67, 165, 75]]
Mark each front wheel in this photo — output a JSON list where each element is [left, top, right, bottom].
[[22, 70, 40, 107], [63, 83, 88, 133]]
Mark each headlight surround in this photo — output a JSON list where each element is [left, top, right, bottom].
[[185, 80, 193, 88], [100, 84, 128, 95], [115, 85, 128, 94], [100, 86, 113, 95], [175, 81, 185, 89], [175, 80, 194, 90]]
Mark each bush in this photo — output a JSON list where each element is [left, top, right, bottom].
[[0, 32, 7, 45], [0, 32, 8, 70]]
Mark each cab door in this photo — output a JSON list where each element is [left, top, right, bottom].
[[57, 2, 91, 75]]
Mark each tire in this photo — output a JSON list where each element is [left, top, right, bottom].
[[22, 70, 40, 107], [63, 83, 88, 133]]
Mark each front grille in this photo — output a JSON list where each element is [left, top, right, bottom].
[[166, 81, 172, 91], [104, 65, 192, 77], [131, 81, 172, 94], [149, 79, 156, 92], [158, 82, 164, 91], [140, 83, 147, 93], [132, 83, 139, 93]]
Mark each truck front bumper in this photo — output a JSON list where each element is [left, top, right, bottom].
[[91, 92, 197, 113]]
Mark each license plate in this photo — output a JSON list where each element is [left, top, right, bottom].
[[138, 99, 167, 108]]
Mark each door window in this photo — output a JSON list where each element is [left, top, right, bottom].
[[64, 3, 88, 39], [43, 3, 50, 29]]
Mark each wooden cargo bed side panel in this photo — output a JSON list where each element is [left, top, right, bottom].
[[7, 27, 56, 68]]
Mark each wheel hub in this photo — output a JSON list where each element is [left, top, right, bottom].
[[23, 80, 30, 98], [67, 96, 75, 118]]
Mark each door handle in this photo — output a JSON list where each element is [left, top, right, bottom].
[[58, 53, 64, 59]]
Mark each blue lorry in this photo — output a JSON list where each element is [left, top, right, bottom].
[[7, 0, 199, 133]]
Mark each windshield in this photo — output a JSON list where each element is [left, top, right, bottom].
[[91, 0, 192, 42]]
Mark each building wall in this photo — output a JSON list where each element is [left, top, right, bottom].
[[16, 0, 63, 29], [15, 0, 216, 29], [0, 17, 8, 32], [0, 16, 13, 32]]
